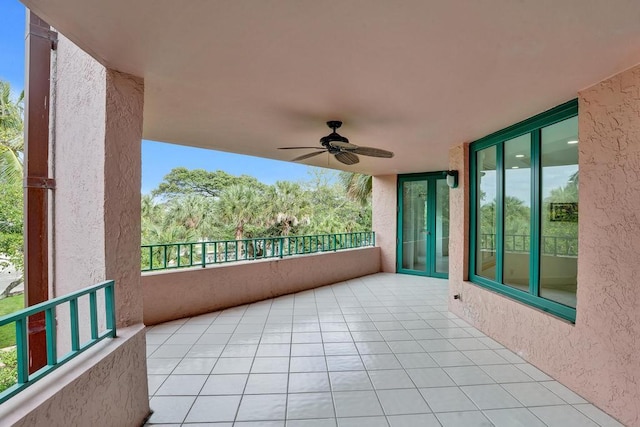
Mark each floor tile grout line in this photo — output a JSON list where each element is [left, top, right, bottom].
[[145, 275, 615, 426]]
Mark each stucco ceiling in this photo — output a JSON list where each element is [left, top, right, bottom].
[[22, 0, 640, 175]]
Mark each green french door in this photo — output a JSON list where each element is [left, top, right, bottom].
[[397, 173, 450, 278]]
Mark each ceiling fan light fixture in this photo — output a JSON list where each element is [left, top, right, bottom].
[[320, 132, 350, 146]]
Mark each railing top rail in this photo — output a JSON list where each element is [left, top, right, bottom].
[[0, 280, 115, 326]]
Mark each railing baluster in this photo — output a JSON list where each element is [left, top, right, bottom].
[[15, 318, 28, 384], [69, 298, 80, 351], [105, 281, 116, 335], [163, 245, 167, 269], [45, 307, 57, 365], [89, 291, 99, 340]]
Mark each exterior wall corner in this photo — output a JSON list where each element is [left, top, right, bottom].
[[372, 175, 398, 273]]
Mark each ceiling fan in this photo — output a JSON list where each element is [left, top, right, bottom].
[[278, 121, 394, 165]]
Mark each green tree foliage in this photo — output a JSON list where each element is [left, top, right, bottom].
[[0, 349, 17, 393], [0, 81, 24, 274], [215, 184, 264, 241], [0, 184, 23, 271], [339, 172, 372, 206], [264, 181, 310, 236], [142, 167, 372, 246], [152, 167, 266, 199]]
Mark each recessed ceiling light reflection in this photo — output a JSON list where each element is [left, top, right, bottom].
[[567, 140, 579, 144], [512, 166, 519, 169], [515, 154, 525, 158]]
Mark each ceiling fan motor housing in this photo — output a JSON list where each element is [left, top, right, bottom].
[[321, 120, 349, 151]]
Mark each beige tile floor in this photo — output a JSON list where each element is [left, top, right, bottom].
[[144, 273, 623, 427]]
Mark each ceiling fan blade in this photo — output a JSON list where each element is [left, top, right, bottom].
[[334, 151, 360, 165], [350, 146, 394, 158], [329, 141, 358, 149], [278, 146, 325, 150], [292, 150, 326, 161]]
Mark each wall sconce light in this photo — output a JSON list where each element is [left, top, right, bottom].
[[446, 170, 458, 188]]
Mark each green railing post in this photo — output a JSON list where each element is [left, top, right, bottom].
[[69, 298, 80, 351], [201, 242, 206, 268], [162, 245, 167, 269], [15, 318, 28, 384], [105, 281, 116, 336], [279, 237, 284, 258], [89, 291, 99, 340], [45, 307, 57, 365]]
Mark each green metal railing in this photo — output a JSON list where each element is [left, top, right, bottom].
[[0, 281, 116, 404], [141, 231, 375, 272], [480, 234, 578, 257]]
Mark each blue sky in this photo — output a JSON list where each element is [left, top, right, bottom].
[[1, 0, 317, 195]]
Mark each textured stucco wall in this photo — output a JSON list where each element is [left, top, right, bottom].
[[48, 35, 150, 425], [53, 36, 144, 327], [142, 248, 381, 325], [448, 144, 469, 287], [53, 36, 108, 290], [449, 66, 640, 426], [372, 175, 397, 272], [104, 70, 144, 327], [0, 326, 149, 427]]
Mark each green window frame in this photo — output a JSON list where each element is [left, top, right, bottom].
[[469, 99, 578, 322]]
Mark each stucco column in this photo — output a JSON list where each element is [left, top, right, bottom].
[[52, 35, 144, 327], [448, 144, 469, 300], [372, 175, 397, 272]]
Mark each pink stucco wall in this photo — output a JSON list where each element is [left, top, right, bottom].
[[0, 326, 149, 427], [44, 35, 150, 424], [372, 175, 397, 273], [53, 35, 145, 327], [449, 65, 640, 426], [142, 248, 381, 325]]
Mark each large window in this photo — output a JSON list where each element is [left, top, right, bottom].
[[470, 100, 578, 321]]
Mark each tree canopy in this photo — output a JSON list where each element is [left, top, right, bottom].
[[142, 167, 372, 245], [152, 167, 266, 199], [0, 80, 24, 273]]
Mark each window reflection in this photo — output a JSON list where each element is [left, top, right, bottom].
[[540, 116, 578, 307], [477, 146, 497, 280], [503, 134, 531, 291], [401, 180, 428, 271]]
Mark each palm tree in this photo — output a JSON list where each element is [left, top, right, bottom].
[[0, 80, 24, 186], [215, 184, 263, 241], [0, 80, 25, 296], [339, 172, 372, 206], [266, 181, 310, 236], [165, 194, 217, 240]]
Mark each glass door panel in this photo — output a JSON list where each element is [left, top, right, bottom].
[[398, 174, 449, 278], [434, 179, 450, 275], [401, 180, 428, 272]]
